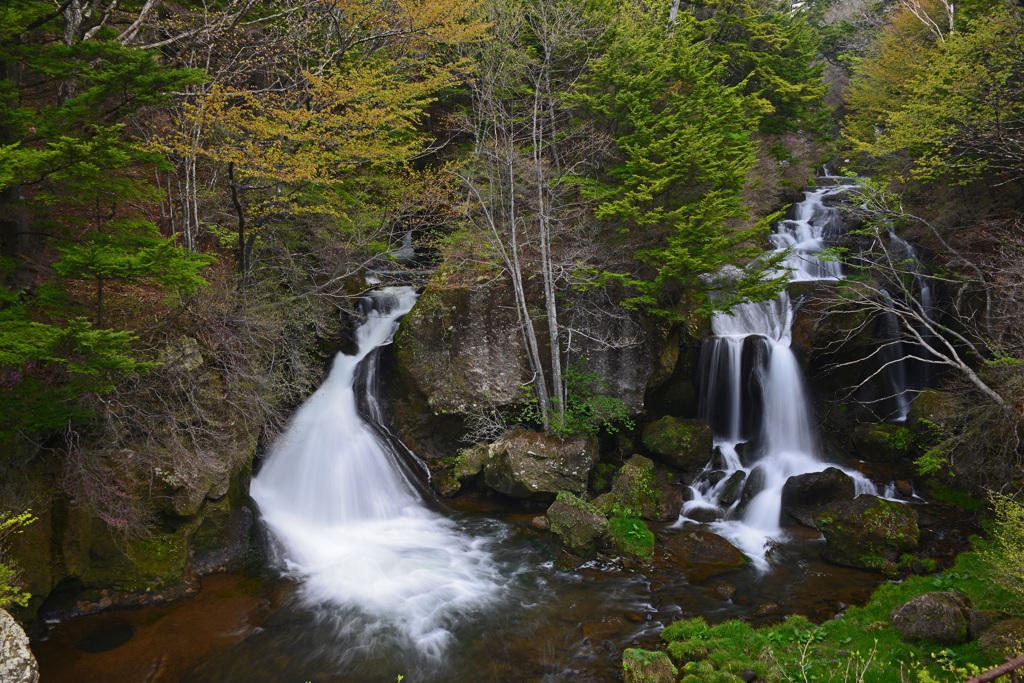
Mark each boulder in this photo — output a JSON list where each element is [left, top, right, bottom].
[[482, 431, 598, 501], [662, 527, 749, 582], [781, 467, 855, 528], [718, 470, 746, 507], [641, 417, 713, 474], [547, 491, 609, 556], [816, 495, 919, 569], [622, 648, 678, 683], [432, 445, 490, 497], [891, 592, 975, 645], [0, 609, 39, 683], [739, 465, 768, 508], [608, 517, 655, 559], [610, 455, 681, 522]]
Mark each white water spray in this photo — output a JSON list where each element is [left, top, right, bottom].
[[251, 287, 505, 657]]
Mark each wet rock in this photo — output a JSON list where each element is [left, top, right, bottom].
[[755, 602, 782, 617], [685, 506, 721, 523], [531, 516, 550, 530], [718, 470, 746, 507], [816, 495, 919, 570], [739, 465, 768, 507], [610, 455, 681, 522], [710, 583, 737, 601], [851, 423, 915, 461], [891, 592, 975, 645], [662, 527, 749, 581], [979, 618, 1024, 658], [482, 431, 598, 501], [895, 480, 914, 497], [0, 609, 39, 683], [641, 417, 713, 475], [622, 648, 678, 683], [781, 467, 855, 528], [547, 491, 609, 556]]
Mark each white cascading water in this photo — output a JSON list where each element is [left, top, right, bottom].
[[250, 287, 505, 658], [683, 186, 876, 570]]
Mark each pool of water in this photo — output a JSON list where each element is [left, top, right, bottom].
[[33, 501, 891, 683]]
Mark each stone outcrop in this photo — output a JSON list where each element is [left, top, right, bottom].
[[479, 431, 598, 501], [781, 467, 855, 528], [641, 417, 713, 474], [891, 592, 975, 645], [815, 495, 919, 570], [0, 609, 38, 683]]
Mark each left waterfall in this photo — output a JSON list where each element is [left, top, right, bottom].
[[251, 286, 505, 658]]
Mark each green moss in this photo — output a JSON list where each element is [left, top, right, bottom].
[[608, 516, 654, 559], [622, 647, 678, 683], [651, 552, 1009, 682]]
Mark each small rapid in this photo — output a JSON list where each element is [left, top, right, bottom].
[[250, 287, 508, 659]]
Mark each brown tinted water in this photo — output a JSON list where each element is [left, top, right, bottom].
[[34, 502, 893, 683]]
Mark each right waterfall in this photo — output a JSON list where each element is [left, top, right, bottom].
[[684, 184, 876, 570]]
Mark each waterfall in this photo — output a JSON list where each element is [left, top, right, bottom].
[[250, 287, 505, 658], [685, 187, 876, 570]]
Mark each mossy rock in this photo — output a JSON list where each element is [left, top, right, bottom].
[[890, 592, 974, 645], [547, 491, 609, 556], [610, 455, 681, 522], [906, 389, 958, 445], [816, 495, 919, 570], [79, 516, 201, 593], [622, 647, 678, 683], [641, 417, 713, 475], [608, 517, 655, 560]]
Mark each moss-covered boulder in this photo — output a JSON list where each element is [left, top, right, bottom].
[[622, 648, 678, 683], [906, 389, 958, 445], [547, 491, 609, 556], [608, 517, 655, 559], [432, 445, 490, 497], [816, 495, 919, 570], [978, 617, 1024, 658], [781, 467, 855, 528], [891, 592, 975, 645], [641, 417, 713, 474], [851, 423, 915, 461], [662, 527, 749, 581], [482, 431, 598, 501], [610, 455, 681, 522]]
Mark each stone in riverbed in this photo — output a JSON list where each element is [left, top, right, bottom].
[[610, 455, 682, 522], [816, 495, 919, 570], [481, 431, 598, 501], [547, 491, 609, 556], [781, 467, 856, 528], [661, 527, 749, 582]]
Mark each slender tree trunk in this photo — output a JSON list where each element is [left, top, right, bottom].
[[227, 161, 246, 287]]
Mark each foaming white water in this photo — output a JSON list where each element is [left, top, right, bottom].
[[688, 187, 879, 570], [251, 287, 505, 656]]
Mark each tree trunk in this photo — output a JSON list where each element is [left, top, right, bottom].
[[227, 161, 247, 287]]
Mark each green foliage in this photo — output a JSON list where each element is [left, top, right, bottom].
[[981, 493, 1024, 614], [508, 366, 634, 439], [0, 509, 36, 609], [0, 298, 152, 449], [575, 8, 788, 319]]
